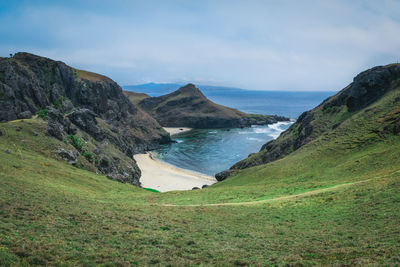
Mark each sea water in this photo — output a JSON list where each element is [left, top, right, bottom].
[[154, 121, 293, 176], [126, 85, 334, 176]]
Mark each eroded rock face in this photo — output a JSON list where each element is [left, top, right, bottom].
[[46, 107, 76, 140], [98, 155, 141, 186], [18, 111, 32, 119], [0, 52, 170, 186], [67, 108, 104, 141], [324, 65, 400, 112]]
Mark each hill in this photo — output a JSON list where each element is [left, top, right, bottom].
[[138, 83, 289, 128], [0, 52, 169, 185], [216, 63, 400, 180], [124, 82, 184, 96], [123, 91, 150, 105], [0, 61, 399, 265]]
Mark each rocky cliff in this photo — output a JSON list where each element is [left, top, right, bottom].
[[0, 52, 170, 185], [138, 83, 289, 128], [216, 63, 400, 181]]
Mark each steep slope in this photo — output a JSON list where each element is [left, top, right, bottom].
[[123, 91, 150, 105], [1, 97, 399, 265], [0, 52, 169, 185], [138, 83, 289, 128], [216, 63, 400, 180]]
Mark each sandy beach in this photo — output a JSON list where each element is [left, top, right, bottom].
[[163, 127, 192, 136], [134, 153, 216, 192]]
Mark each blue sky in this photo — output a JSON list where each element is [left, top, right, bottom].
[[1, 0, 400, 91]]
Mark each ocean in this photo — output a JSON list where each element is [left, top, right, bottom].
[[124, 84, 335, 176], [124, 83, 335, 118]]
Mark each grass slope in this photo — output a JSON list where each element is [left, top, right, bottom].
[[123, 91, 151, 105], [0, 88, 400, 265]]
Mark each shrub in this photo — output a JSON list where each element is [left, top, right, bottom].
[[54, 97, 63, 111], [67, 135, 84, 151], [37, 109, 47, 119], [82, 151, 94, 163]]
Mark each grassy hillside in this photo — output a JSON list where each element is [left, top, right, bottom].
[[123, 91, 150, 105], [221, 64, 400, 176], [1, 89, 400, 265], [1, 64, 400, 265]]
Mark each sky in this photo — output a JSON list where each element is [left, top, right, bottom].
[[1, 0, 400, 91]]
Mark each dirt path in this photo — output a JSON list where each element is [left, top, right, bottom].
[[161, 179, 372, 207]]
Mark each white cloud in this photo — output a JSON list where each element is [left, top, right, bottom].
[[1, 0, 400, 91]]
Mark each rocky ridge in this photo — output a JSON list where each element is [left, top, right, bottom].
[[0, 52, 170, 185], [216, 63, 400, 181]]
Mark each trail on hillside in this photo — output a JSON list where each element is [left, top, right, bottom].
[[161, 179, 374, 207]]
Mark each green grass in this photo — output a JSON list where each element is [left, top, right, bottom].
[[36, 109, 47, 119], [1, 86, 400, 265], [143, 188, 160, 193]]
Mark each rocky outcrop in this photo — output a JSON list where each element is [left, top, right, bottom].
[[67, 108, 105, 141], [217, 63, 400, 180], [98, 155, 141, 186], [323, 64, 400, 112], [46, 107, 77, 140], [0, 52, 170, 186], [138, 84, 289, 128], [54, 148, 79, 165]]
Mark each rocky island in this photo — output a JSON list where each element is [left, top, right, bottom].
[[135, 83, 289, 128]]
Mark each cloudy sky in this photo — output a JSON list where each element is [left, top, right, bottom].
[[1, 0, 400, 91]]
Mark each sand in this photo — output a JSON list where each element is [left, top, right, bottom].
[[134, 153, 217, 192], [163, 127, 192, 136]]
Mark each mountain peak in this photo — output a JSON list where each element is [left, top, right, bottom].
[[176, 83, 205, 98]]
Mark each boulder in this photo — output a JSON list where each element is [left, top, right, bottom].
[[93, 147, 102, 155], [54, 148, 79, 165], [18, 110, 32, 119], [98, 155, 141, 186], [215, 170, 235, 181]]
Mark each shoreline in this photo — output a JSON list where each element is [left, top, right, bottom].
[[163, 127, 192, 136], [140, 121, 293, 192], [134, 152, 216, 192]]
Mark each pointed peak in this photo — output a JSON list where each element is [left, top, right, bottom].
[[176, 83, 205, 97]]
